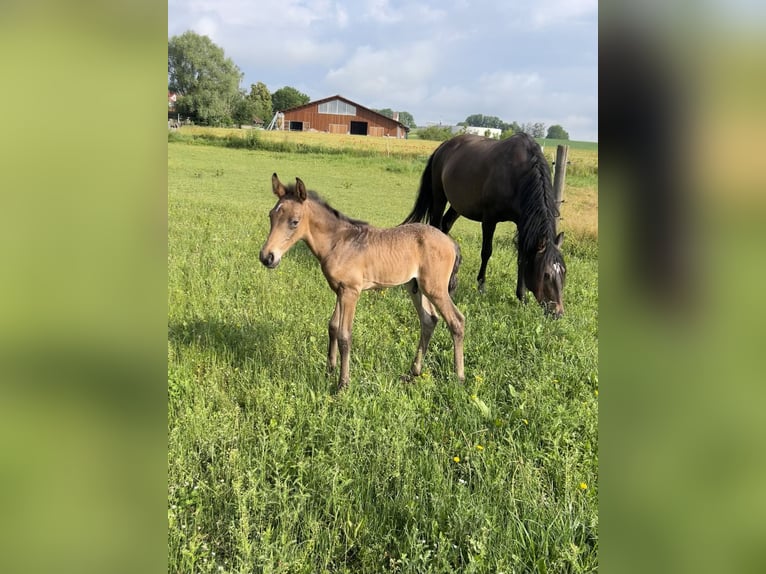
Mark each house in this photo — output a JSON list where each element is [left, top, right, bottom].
[[277, 95, 409, 138]]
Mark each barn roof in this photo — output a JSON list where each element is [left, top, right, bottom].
[[281, 94, 410, 132]]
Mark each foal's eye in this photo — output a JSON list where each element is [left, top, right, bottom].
[[289, 219, 299, 229]]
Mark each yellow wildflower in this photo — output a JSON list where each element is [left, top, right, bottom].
[[475, 445, 484, 451], [579, 482, 588, 490], [453, 456, 460, 463], [522, 419, 529, 425]]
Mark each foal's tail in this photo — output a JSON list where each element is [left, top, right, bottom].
[[448, 241, 461, 297], [402, 154, 435, 224]]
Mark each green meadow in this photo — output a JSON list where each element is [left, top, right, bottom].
[[168, 133, 598, 573]]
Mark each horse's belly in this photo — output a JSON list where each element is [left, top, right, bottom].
[[363, 266, 416, 290]]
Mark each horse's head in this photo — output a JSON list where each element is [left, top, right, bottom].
[[259, 173, 308, 269], [526, 232, 566, 318]]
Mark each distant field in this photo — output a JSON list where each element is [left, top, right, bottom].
[[172, 126, 598, 239], [168, 138, 598, 573]]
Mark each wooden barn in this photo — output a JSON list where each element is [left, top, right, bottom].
[[278, 95, 409, 138]]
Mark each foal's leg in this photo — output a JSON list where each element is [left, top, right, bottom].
[[423, 288, 465, 382], [440, 207, 460, 234], [477, 220, 498, 292], [406, 280, 438, 378], [327, 299, 341, 374], [336, 287, 360, 391]]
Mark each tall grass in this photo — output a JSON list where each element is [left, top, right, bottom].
[[168, 142, 598, 573]]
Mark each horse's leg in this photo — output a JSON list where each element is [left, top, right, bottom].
[[429, 183, 449, 229], [406, 280, 438, 378], [441, 207, 460, 234], [477, 220, 498, 292], [515, 255, 528, 301], [425, 290, 465, 382], [336, 287, 360, 391], [327, 299, 341, 374]]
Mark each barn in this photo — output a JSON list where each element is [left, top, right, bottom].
[[277, 95, 409, 138]]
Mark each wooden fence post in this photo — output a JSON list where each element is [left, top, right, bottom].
[[553, 145, 569, 228]]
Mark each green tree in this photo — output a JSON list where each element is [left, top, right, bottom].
[[464, 114, 505, 129], [546, 124, 570, 140], [168, 31, 243, 126], [271, 86, 310, 114], [397, 111, 416, 129], [245, 82, 274, 123], [416, 125, 454, 141]]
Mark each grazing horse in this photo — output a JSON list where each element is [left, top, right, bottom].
[[403, 133, 566, 317], [259, 174, 465, 391]]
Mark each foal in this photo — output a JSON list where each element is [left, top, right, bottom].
[[259, 174, 465, 391]]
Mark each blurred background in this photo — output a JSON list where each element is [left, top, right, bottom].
[[600, 0, 766, 572]]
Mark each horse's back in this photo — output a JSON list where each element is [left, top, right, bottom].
[[433, 134, 537, 220]]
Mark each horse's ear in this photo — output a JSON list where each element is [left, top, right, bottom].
[[272, 173, 287, 197], [295, 177, 307, 202], [555, 231, 564, 249]]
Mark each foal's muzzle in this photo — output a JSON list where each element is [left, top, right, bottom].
[[259, 250, 279, 269]]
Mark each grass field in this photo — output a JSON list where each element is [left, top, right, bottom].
[[168, 133, 598, 573]]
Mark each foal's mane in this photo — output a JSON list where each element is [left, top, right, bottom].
[[284, 184, 368, 227], [513, 135, 561, 263]]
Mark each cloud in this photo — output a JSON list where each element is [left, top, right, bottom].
[[325, 41, 438, 106]]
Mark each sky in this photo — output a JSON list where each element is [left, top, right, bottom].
[[168, 0, 598, 142]]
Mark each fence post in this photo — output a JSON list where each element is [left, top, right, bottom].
[[553, 145, 568, 228]]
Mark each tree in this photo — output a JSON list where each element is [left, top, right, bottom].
[[397, 111, 416, 129], [546, 125, 570, 140], [531, 122, 546, 138], [244, 82, 273, 123], [417, 125, 454, 141], [168, 31, 243, 126], [271, 86, 310, 114], [464, 114, 505, 129]]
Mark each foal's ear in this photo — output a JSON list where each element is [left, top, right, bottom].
[[272, 173, 287, 197], [555, 232, 564, 249], [295, 177, 307, 202]]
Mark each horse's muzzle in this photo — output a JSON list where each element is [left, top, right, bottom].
[[542, 300, 564, 319]]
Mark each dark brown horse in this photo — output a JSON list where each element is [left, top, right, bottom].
[[403, 133, 566, 317], [260, 174, 465, 391]]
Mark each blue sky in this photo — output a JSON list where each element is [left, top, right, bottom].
[[168, 0, 598, 142]]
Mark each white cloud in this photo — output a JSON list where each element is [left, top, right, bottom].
[[325, 41, 438, 106], [169, 0, 598, 140], [529, 0, 597, 28]]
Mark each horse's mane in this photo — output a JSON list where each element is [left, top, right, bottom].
[[284, 184, 368, 227], [514, 135, 561, 264]]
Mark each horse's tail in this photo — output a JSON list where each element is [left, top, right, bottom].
[[402, 153, 435, 224], [448, 241, 461, 297]]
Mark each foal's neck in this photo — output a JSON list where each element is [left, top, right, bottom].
[[302, 198, 357, 260]]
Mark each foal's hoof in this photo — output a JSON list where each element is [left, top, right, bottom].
[[400, 373, 415, 384]]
